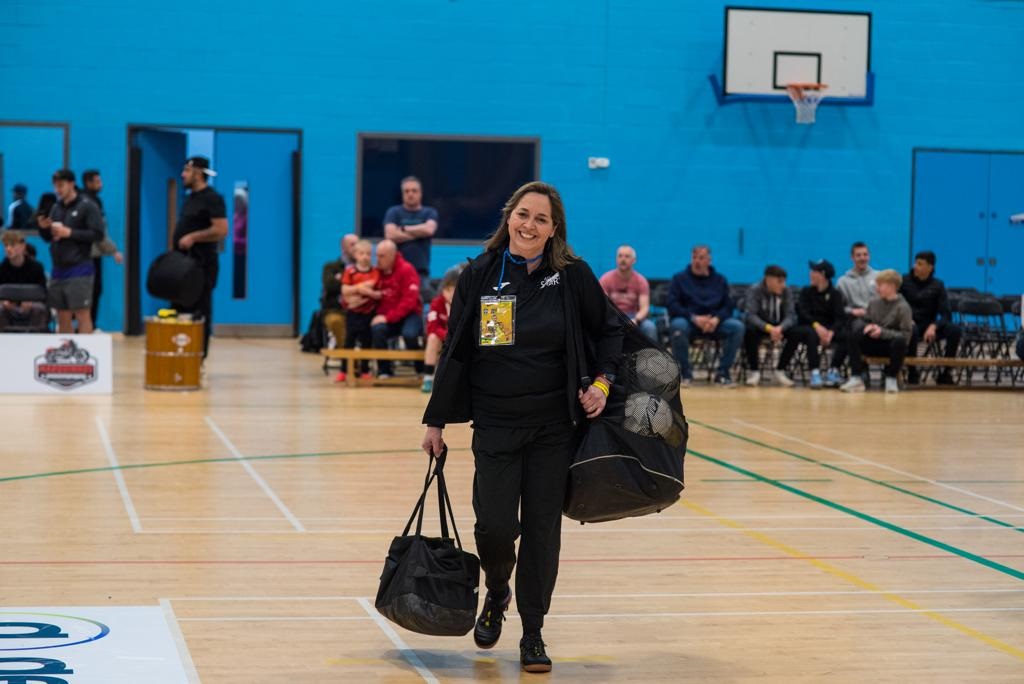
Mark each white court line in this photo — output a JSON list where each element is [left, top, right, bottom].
[[165, 588, 1024, 602], [171, 607, 1024, 622], [356, 597, 439, 684], [732, 419, 1024, 513], [205, 416, 306, 532], [135, 525, 1023, 535], [95, 416, 142, 533], [292, 512, 1024, 521], [159, 599, 201, 684]]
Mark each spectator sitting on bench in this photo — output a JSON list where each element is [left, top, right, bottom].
[[900, 250, 961, 386], [667, 244, 743, 387], [371, 239, 424, 379], [837, 241, 878, 321], [795, 259, 848, 389], [743, 264, 798, 387], [421, 265, 462, 394], [335, 239, 380, 383], [321, 233, 358, 351], [0, 231, 49, 332], [841, 269, 913, 394], [1017, 295, 1023, 361]]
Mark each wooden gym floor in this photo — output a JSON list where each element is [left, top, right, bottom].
[[2, 336, 1022, 682]]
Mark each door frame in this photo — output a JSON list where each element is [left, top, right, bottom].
[[124, 123, 303, 335], [909, 146, 1024, 267]]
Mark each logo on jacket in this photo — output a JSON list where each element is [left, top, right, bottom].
[[34, 339, 98, 390], [540, 273, 560, 289]]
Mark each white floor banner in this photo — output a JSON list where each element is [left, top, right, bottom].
[[0, 606, 194, 683], [0, 334, 112, 394]]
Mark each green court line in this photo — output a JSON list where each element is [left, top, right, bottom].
[[700, 478, 833, 483], [687, 448, 1024, 582], [690, 419, 1024, 534], [0, 447, 455, 485]]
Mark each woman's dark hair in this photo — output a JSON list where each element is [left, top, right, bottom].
[[484, 181, 579, 271]]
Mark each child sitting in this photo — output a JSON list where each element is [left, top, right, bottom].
[[337, 240, 381, 383], [421, 266, 462, 393]]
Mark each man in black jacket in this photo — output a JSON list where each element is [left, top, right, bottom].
[[0, 231, 48, 331], [321, 232, 358, 351], [38, 169, 104, 333], [900, 251, 960, 385], [795, 259, 848, 388]]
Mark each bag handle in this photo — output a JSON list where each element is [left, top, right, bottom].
[[400, 446, 465, 549]]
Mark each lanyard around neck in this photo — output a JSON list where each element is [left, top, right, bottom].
[[496, 248, 542, 292]]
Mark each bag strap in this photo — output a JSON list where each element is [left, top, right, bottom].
[[400, 446, 465, 550]]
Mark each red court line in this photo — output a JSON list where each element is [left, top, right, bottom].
[[2, 554, 1022, 566]]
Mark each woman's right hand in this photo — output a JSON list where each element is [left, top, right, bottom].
[[422, 427, 445, 456]]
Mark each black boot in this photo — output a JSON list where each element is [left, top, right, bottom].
[[936, 370, 956, 385], [473, 587, 511, 649], [520, 632, 552, 673]]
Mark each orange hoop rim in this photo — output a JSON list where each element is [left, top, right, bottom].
[[786, 82, 828, 91]]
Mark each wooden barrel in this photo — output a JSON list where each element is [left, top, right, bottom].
[[144, 317, 203, 391]]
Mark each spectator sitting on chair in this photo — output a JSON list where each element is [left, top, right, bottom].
[[321, 233, 359, 349], [743, 265, 798, 387], [667, 244, 743, 387], [371, 239, 423, 379], [837, 241, 878, 320], [421, 265, 462, 394], [795, 259, 848, 389], [900, 250, 961, 386], [0, 231, 48, 332], [599, 244, 658, 343], [841, 269, 913, 394], [336, 239, 381, 383]]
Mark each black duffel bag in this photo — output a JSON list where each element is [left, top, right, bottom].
[[146, 251, 204, 308], [564, 307, 688, 523], [375, 447, 480, 636]]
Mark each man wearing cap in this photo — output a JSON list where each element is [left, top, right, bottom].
[[795, 259, 848, 388], [37, 169, 104, 333], [900, 250, 960, 385], [81, 169, 124, 327], [6, 184, 34, 230], [383, 176, 438, 282], [173, 156, 228, 357]]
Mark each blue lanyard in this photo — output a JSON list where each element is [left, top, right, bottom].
[[496, 248, 542, 292]]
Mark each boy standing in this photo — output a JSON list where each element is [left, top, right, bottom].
[[337, 240, 381, 382]]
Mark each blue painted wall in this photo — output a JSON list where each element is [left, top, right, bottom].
[[2, 0, 1022, 331]]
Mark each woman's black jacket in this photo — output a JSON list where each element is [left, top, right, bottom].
[[422, 249, 624, 428]]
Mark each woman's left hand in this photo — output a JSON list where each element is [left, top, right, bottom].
[[578, 385, 607, 419]]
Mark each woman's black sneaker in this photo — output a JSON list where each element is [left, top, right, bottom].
[[520, 632, 552, 673], [473, 587, 511, 649]]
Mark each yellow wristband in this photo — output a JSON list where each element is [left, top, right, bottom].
[[591, 380, 610, 397], [812, 322, 821, 329], [764, 324, 772, 333]]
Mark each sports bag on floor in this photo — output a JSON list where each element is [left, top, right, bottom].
[[375, 447, 480, 636], [564, 309, 688, 523]]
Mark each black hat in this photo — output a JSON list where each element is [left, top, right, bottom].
[[185, 156, 217, 177], [808, 259, 835, 280], [12, 183, 27, 195]]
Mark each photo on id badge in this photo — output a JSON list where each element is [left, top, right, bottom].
[[479, 296, 516, 346]]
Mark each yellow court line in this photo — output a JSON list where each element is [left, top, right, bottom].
[[682, 500, 1024, 661]]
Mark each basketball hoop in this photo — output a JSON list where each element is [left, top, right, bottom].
[[786, 83, 827, 124]]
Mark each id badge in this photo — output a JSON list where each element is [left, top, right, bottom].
[[479, 296, 516, 346]]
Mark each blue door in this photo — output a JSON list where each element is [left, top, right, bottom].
[[912, 150, 990, 291], [986, 153, 1024, 296], [135, 129, 186, 325], [212, 131, 299, 334]]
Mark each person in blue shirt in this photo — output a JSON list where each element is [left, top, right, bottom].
[[383, 176, 438, 282], [667, 244, 743, 387]]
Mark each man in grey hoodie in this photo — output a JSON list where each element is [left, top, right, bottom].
[[743, 265, 798, 387], [841, 269, 913, 394], [836, 241, 878, 318]]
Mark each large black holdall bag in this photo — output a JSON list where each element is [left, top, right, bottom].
[[146, 251, 204, 308], [564, 309, 688, 523], [375, 447, 480, 636]]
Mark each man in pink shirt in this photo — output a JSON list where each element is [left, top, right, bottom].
[[599, 244, 658, 342]]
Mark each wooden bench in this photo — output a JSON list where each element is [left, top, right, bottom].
[[862, 356, 1024, 386], [320, 348, 425, 387]]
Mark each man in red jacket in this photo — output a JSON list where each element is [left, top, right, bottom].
[[371, 239, 424, 377]]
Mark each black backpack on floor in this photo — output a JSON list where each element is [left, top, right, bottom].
[[299, 310, 326, 353], [375, 448, 480, 636]]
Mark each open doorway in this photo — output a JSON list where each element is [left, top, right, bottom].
[[125, 125, 302, 336]]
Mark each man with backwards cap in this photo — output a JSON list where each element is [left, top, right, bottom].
[[173, 156, 228, 358], [795, 259, 848, 388]]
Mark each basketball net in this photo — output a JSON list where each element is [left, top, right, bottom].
[[786, 83, 827, 124]]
